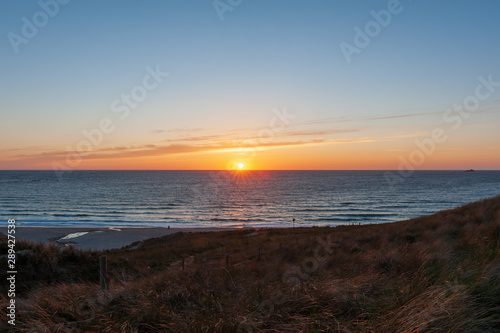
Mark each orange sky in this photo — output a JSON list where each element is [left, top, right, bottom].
[[3, 111, 499, 171]]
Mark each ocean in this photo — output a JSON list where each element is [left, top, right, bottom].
[[1, 170, 499, 228]]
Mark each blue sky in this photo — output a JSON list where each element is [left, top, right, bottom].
[[1, 0, 499, 170]]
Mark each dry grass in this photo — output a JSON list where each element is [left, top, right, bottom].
[[1, 195, 500, 332]]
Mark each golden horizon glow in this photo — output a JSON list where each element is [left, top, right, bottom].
[[1, 112, 499, 170]]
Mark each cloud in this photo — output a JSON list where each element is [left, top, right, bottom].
[[10, 101, 496, 166], [367, 111, 444, 121], [7, 124, 431, 165], [11, 144, 200, 162], [150, 104, 489, 149], [161, 128, 361, 145], [9, 137, 340, 163], [285, 128, 361, 137], [383, 132, 428, 139], [329, 138, 375, 144], [152, 127, 205, 134], [0, 146, 47, 152], [164, 133, 237, 142]]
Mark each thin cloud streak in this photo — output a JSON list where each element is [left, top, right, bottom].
[[12, 140, 330, 162], [152, 127, 205, 134], [162, 128, 361, 144], [5, 103, 497, 167], [9, 129, 429, 163]]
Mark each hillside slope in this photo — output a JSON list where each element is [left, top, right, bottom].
[[1, 195, 500, 332]]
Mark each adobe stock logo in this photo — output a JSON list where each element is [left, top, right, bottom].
[[7, 0, 71, 54], [52, 65, 168, 180], [339, 0, 411, 64], [213, 0, 243, 21], [385, 74, 499, 188]]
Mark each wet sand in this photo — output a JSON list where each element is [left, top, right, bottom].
[[0, 226, 234, 251]]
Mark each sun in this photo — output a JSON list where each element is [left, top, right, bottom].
[[237, 163, 245, 170]]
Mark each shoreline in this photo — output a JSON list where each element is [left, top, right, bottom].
[[0, 226, 237, 251]]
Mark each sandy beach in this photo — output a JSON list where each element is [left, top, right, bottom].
[[0, 226, 233, 251]]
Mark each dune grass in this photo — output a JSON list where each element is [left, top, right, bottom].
[[1, 195, 500, 332]]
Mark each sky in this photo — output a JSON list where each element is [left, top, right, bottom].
[[1, 0, 499, 170]]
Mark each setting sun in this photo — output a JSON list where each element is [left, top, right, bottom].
[[237, 163, 245, 170]]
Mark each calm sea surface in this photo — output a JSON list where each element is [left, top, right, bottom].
[[0, 170, 499, 228]]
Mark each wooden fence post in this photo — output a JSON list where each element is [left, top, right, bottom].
[[99, 255, 108, 290]]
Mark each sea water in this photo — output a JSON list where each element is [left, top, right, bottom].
[[1, 170, 499, 228]]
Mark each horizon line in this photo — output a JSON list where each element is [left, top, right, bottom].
[[0, 169, 497, 172]]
